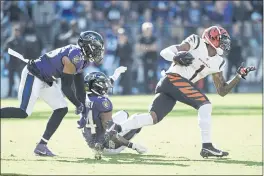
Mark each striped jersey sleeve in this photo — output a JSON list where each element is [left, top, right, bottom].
[[182, 34, 200, 51]]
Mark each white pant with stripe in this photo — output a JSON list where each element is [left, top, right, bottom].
[[18, 66, 67, 115]]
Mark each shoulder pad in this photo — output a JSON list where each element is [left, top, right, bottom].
[[68, 46, 82, 63], [95, 97, 113, 112], [68, 46, 85, 72]]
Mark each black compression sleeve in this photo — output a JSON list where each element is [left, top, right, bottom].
[[61, 73, 81, 107], [73, 73, 86, 105]]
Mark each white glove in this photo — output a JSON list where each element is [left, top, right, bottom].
[[132, 143, 148, 154], [110, 66, 127, 81]]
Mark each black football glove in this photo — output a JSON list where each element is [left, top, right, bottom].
[[173, 51, 194, 66], [236, 62, 256, 79]]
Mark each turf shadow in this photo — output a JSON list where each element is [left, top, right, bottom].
[[43, 153, 263, 167], [175, 156, 263, 167], [2, 154, 262, 167], [1, 154, 189, 167], [57, 153, 190, 167]]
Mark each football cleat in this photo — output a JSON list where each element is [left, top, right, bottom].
[[200, 145, 229, 158], [94, 143, 104, 160], [34, 144, 56, 157]]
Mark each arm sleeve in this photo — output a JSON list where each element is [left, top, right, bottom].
[[61, 73, 81, 107], [74, 73, 87, 115], [182, 34, 200, 51], [74, 73, 85, 105]]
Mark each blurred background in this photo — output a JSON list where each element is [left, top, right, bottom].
[[0, 0, 263, 98]]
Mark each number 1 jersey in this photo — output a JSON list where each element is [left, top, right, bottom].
[[166, 34, 226, 83]]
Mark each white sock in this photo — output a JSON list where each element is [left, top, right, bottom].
[[120, 113, 154, 131], [198, 104, 212, 144], [41, 137, 48, 143]]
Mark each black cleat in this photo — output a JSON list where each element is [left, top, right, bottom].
[[200, 145, 229, 158]]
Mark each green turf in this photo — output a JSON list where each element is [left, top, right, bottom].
[[1, 94, 263, 175]]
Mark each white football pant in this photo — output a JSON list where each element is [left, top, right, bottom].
[[18, 66, 67, 115]]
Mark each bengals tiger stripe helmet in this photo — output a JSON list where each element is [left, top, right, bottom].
[[202, 26, 231, 56]]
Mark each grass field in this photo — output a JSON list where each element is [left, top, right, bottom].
[[1, 94, 263, 175]]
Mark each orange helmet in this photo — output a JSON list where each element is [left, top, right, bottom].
[[202, 26, 231, 56]]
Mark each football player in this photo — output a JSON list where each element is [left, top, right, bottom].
[[77, 69, 146, 159], [105, 26, 256, 158], [0, 31, 105, 156]]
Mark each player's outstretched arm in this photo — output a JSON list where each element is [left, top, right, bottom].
[[160, 43, 190, 62], [160, 42, 195, 67], [212, 63, 256, 97], [61, 56, 83, 114], [212, 71, 241, 97]]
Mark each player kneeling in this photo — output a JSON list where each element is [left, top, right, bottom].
[[77, 69, 147, 159]]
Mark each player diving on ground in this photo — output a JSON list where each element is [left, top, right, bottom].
[[0, 31, 105, 156], [105, 25, 256, 158], [77, 68, 147, 159]]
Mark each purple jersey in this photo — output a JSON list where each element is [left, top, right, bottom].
[[34, 44, 89, 82], [82, 95, 113, 149]]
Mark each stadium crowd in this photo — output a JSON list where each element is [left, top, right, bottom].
[[1, 1, 262, 97]]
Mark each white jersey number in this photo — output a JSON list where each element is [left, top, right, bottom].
[[86, 111, 97, 134]]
